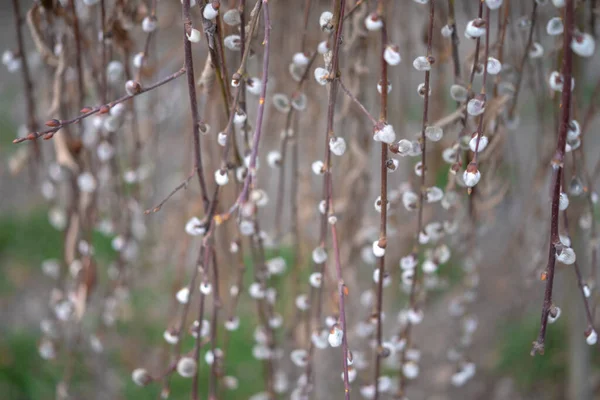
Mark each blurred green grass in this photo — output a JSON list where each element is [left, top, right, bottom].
[[0, 209, 299, 399]]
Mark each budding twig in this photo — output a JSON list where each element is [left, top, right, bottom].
[[398, 0, 434, 396], [14, 68, 187, 143], [532, 0, 574, 357]]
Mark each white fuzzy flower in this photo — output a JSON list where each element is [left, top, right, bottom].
[[163, 329, 179, 344], [413, 56, 431, 71], [567, 120, 580, 140], [467, 97, 485, 116], [311, 329, 329, 349], [223, 9, 241, 26], [450, 84, 468, 102], [107, 60, 124, 83], [465, 18, 486, 38], [247, 282, 264, 299], [215, 169, 229, 186], [319, 11, 334, 31], [176, 357, 197, 378], [586, 329, 598, 345], [441, 24, 454, 37], [329, 137, 347, 156], [328, 325, 343, 347], [296, 294, 310, 310], [547, 306, 561, 324], [312, 246, 327, 263], [377, 81, 392, 94], [556, 247, 576, 264], [217, 132, 227, 147], [417, 82, 431, 98], [77, 172, 97, 193], [273, 93, 291, 113], [583, 285, 591, 298], [400, 254, 417, 270], [224, 34, 242, 51], [199, 281, 213, 295], [463, 165, 481, 187], [187, 28, 201, 43], [267, 151, 281, 168], [394, 139, 413, 156], [559, 192, 569, 211], [402, 190, 419, 210], [132, 368, 151, 386], [469, 135, 488, 152], [246, 77, 262, 95], [414, 161, 424, 177], [485, 0, 503, 9], [203, 3, 219, 20], [266, 257, 286, 275], [233, 110, 247, 126], [486, 57, 502, 75], [372, 240, 385, 258], [425, 126, 443, 142], [365, 13, 383, 31], [373, 124, 396, 144], [346, 367, 358, 383], [426, 186, 444, 203], [142, 16, 157, 33], [547, 17, 564, 36], [529, 42, 544, 58], [402, 361, 419, 379], [293, 52, 310, 66], [309, 272, 323, 288], [572, 33, 596, 57], [225, 317, 240, 331], [290, 349, 308, 367], [384, 45, 401, 66], [318, 40, 329, 54], [314, 67, 329, 85], [176, 287, 190, 304], [185, 217, 205, 236]]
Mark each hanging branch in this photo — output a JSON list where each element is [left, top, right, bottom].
[[398, 0, 435, 396], [372, 1, 389, 399], [531, 0, 574, 357]]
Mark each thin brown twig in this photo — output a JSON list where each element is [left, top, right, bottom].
[[398, 0, 434, 396], [14, 68, 187, 143], [532, 0, 574, 356]]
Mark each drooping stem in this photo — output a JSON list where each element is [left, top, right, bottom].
[[508, 1, 538, 120], [373, 1, 388, 398], [182, 0, 210, 211], [398, 0, 434, 396], [532, 0, 574, 356]]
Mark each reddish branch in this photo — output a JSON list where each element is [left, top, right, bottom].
[[14, 68, 186, 143], [532, 0, 574, 356], [508, 1, 538, 120], [373, 1, 388, 398], [11, 0, 39, 146], [303, 0, 348, 396], [398, 0, 434, 396], [182, 0, 210, 210]]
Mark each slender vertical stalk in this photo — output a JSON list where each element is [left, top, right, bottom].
[[303, 0, 347, 394], [508, 1, 538, 120], [532, 0, 574, 356], [398, 0, 434, 396], [182, 0, 210, 210], [373, 2, 388, 398]]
